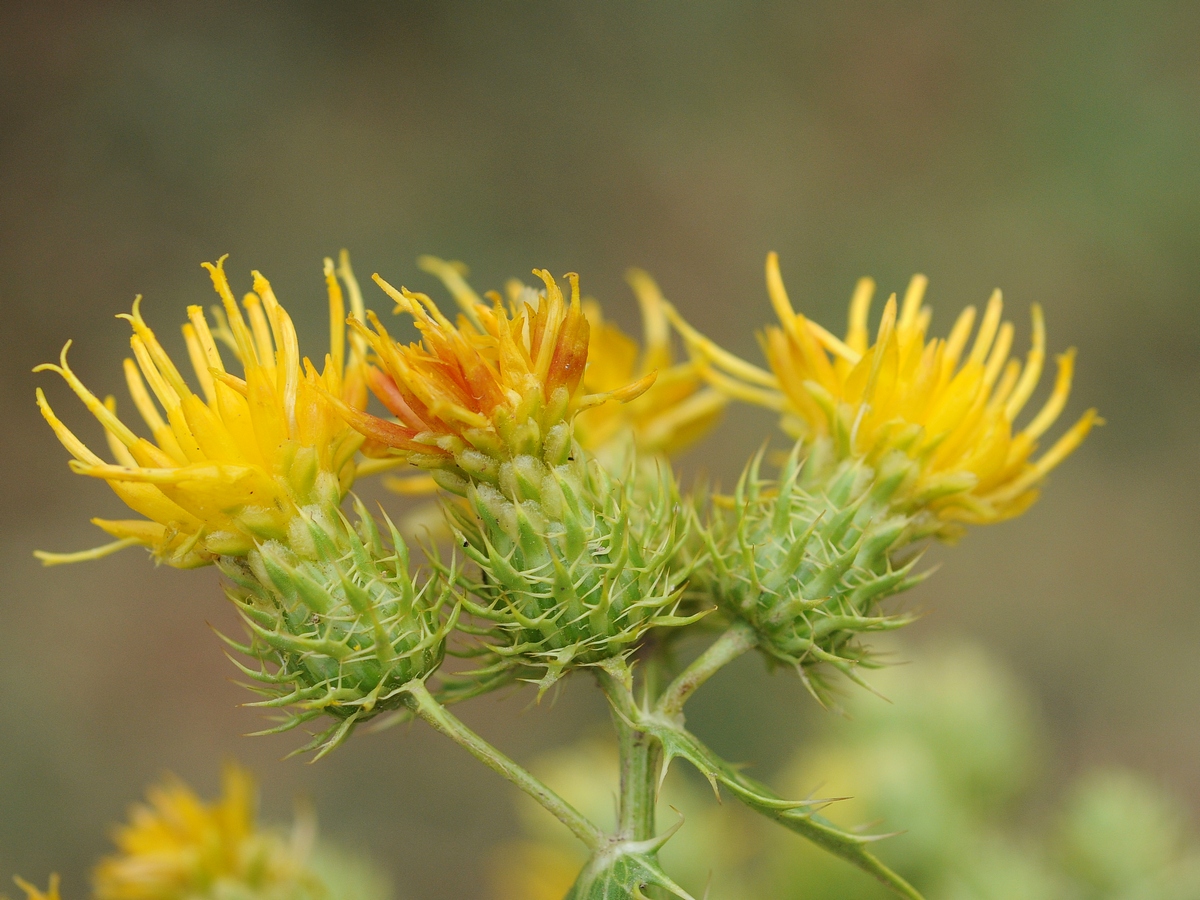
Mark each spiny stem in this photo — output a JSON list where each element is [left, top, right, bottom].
[[655, 621, 757, 720], [404, 679, 603, 850]]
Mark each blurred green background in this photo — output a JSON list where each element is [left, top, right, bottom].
[[1, 3, 1197, 897]]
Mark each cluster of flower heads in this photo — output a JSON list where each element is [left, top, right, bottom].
[[36, 249, 1097, 729]]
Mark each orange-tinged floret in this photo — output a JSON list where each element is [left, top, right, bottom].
[[335, 262, 655, 491], [361, 258, 725, 499]]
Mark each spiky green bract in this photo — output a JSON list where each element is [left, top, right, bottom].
[[218, 497, 458, 758], [565, 833, 696, 900], [694, 439, 927, 704], [442, 438, 701, 696]]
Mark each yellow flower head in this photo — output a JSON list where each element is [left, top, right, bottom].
[[93, 764, 317, 900], [368, 259, 725, 498], [674, 253, 1100, 529], [336, 259, 654, 489], [36, 252, 369, 568]]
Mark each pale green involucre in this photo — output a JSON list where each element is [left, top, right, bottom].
[[443, 441, 701, 695], [219, 497, 458, 757], [694, 439, 926, 703]]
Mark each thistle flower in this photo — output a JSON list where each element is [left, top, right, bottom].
[[92, 763, 322, 900], [36, 252, 369, 567], [221, 498, 457, 755], [330, 262, 701, 691], [397, 258, 724, 464], [673, 253, 1100, 535], [335, 263, 654, 493]]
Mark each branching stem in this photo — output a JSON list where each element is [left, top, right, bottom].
[[597, 660, 661, 842], [404, 679, 603, 850], [655, 621, 757, 720]]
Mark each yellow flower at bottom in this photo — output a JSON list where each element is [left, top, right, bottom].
[[7, 876, 61, 900], [36, 252, 369, 567], [93, 764, 318, 900], [672, 253, 1100, 531], [490, 843, 581, 900]]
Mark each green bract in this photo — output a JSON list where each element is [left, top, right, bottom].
[[694, 440, 926, 703], [444, 442, 701, 694], [219, 498, 458, 756]]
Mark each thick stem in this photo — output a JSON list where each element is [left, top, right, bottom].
[[404, 680, 603, 850], [618, 710, 660, 842], [596, 661, 660, 842], [632, 733, 661, 842], [655, 621, 757, 720]]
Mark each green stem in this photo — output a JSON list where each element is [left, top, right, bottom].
[[404, 679, 603, 850], [655, 621, 757, 720], [622, 716, 660, 842], [596, 661, 660, 842]]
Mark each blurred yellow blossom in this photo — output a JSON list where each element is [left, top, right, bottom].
[[572, 268, 725, 456], [93, 764, 318, 900], [8, 876, 61, 900]]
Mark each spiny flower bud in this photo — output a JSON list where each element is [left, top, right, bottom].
[[694, 442, 925, 703], [36, 252, 371, 567], [671, 252, 1100, 539], [219, 497, 457, 755], [443, 447, 699, 694]]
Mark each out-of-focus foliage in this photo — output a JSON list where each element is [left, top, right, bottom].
[[307, 846, 395, 900], [496, 644, 1200, 899], [766, 646, 1200, 898], [1058, 770, 1200, 900]]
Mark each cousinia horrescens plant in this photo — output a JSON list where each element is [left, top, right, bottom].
[[29, 248, 1098, 899]]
